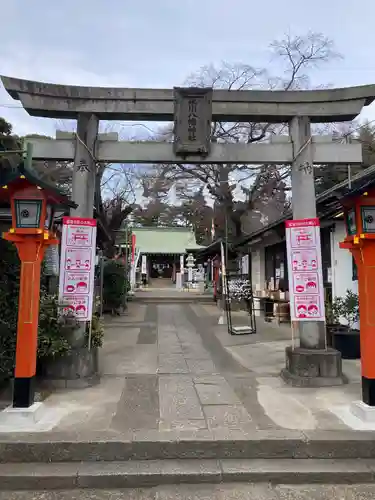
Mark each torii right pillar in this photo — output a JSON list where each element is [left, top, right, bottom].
[[340, 189, 375, 416], [281, 116, 346, 387]]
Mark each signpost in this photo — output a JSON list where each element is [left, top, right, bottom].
[[285, 218, 325, 323], [58, 216, 97, 322], [43, 245, 60, 276]]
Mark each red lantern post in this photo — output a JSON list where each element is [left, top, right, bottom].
[[0, 161, 76, 408]]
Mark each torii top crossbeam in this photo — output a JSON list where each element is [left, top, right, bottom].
[[2, 76, 375, 123]]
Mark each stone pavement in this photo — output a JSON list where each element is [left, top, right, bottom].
[[3, 483, 375, 499], [1, 301, 375, 496], [0, 299, 363, 434]]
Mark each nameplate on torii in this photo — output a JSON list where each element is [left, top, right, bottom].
[[173, 87, 213, 157]]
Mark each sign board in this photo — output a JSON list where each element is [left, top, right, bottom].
[[131, 234, 136, 264], [241, 255, 249, 275], [285, 218, 325, 321], [58, 216, 97, 321], [187, 267, 193, 282], [44, 245, 60, 276], [141, 254, 147, 274], [173, 87, 213, 156], [180, 254, 184, 274], [176, 272, 182, 290]]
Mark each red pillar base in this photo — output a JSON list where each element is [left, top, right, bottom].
[[362, 377, 375, 407], [13, 376, 35, 408]]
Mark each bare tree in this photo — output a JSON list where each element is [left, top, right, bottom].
[[150, 32, 342, 240], [48, 121, 139, 255]]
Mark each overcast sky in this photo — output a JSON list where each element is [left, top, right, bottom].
[[1, 0, 375, 137]]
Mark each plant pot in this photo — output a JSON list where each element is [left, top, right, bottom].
[[333, 328, 360, 360], [326, 323, 347, 348]]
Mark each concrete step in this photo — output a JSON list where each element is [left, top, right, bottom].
[[2, 432, 375, 462], [0, 459, 374, 490]]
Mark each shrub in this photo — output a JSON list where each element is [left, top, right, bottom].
[[37, 293, 76, 359], [332, 290, 359, 330], [103, 260, 128, 311], [38, 293, 104, 358], [0, 240, 19, 382]]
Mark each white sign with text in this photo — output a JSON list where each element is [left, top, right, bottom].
[[59, 217, 97, 321], [286, 218, 325, 321]]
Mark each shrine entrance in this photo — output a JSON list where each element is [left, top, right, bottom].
[[3, 75, 375, 386]]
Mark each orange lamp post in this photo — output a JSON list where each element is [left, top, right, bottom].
[[339, 188, 375, 406], [0, 161, 76, 408]]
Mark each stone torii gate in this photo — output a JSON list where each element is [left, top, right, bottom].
[[2, 75, 375, 387]]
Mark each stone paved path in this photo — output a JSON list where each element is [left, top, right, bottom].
[[35, 302, 271, 434], [103, 303, 258, 434], [9, 301, 360, 433]]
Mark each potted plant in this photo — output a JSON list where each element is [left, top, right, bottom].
[[325, 297, 348, 347], [332, 290, 360, 359]]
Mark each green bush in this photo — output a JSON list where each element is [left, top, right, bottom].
[[37, 293, 104, 358], [0, 240, 20, 381], [37, 294, 75, 359], [103, 260, 128, 311], [332, 290, 360, 330]]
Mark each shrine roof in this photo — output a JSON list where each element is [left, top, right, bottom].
[[122, 226, 205, 254], [0, 162, 77, 208], [235, 163, 375, 248]]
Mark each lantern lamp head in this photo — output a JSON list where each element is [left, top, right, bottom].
[[341, 187, 375, 242], [10, 185, 46, 232], [0, 161, 77, 235], [15, 198, 43, 228]]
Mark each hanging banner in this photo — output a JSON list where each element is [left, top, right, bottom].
[[58, 216, 97, 322], [285, 218, 325, 321], [220, 242, 227, 295], [131, 234, 136, 264], [141, 254, 147, 274]]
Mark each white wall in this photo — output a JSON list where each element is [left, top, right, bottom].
[[330, 221, 359, 327], [330, 221, 358, 299], [251, 246, 265, 291]]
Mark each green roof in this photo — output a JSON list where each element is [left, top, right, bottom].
[[128, 227, 205, 254]]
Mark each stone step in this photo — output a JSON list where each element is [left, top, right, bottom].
[[133, 296, 214, 304], [0, 459, 374, 491], [2, 432, 375, 462]]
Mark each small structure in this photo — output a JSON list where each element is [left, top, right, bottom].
[[339, 186, 375, 411], [120, 227, 205, 287], [0, 161, 76, 408]]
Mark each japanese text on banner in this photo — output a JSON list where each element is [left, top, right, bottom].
[[285, 218, 325, 322], [58, 217, 97, 322]]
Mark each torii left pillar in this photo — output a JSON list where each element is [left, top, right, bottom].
[[71, 113, 99, 219]]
